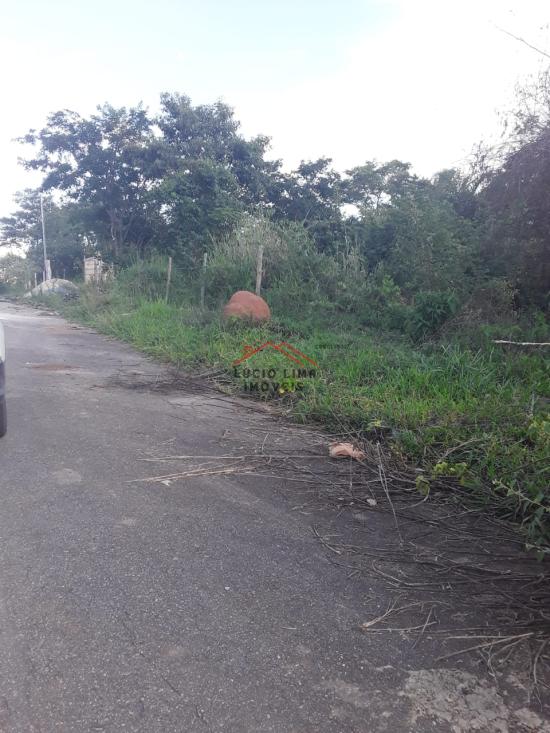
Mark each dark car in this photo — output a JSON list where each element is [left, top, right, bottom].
[[0, 322, 6, 437]]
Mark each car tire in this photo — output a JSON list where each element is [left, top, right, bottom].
[[0, 397, 6, 438]]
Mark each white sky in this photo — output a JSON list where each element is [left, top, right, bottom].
[[0, 0, 548, 220]]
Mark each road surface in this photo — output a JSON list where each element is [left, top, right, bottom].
[[0, 301, 546, 732]]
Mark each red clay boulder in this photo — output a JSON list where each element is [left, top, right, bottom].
[[223, 290, 271, 322]]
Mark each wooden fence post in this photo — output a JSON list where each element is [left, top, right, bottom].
[[255, 245, 264, 296], [165, 256, 173, 303], [200, 252, 208, 309]]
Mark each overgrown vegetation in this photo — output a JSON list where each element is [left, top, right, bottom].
[[53, 229, 549, 551], [4, 71, 549, 548]]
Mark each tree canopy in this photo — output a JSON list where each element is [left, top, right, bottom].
[[2, 77, 549, 309]]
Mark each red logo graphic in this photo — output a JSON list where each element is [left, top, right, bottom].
[[233, 341, 318, 368]]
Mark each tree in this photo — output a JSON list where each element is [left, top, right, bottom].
[[344, 160, 416, 213], [150, 94, 281, 259], [149, 159, 244, 264], [478, 69, 550, 306], [18, 94, 284, 264], [0, 253, 29, 291], [156, 93, 278, 200], [1, 190, 88, 277], [338, 161, 479, 292], [270, 158, 346, 253], [1, 189, 43, 253], [20, 104, 156, 260]]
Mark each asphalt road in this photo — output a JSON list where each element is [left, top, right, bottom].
[[0, 301, 547, 733]]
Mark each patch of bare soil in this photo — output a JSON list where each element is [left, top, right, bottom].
[[25, 362, 80, 371], [102, 368, 216, 395], [403, 668, 550, 732]]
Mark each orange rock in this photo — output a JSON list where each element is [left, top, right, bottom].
[[223, 291, 271, 322]]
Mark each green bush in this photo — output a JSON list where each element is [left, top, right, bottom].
[[116, 256, 171, 301], [408, 290, 459, 338]]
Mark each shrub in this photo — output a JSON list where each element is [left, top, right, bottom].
[[205, 217, 342, 318], [408, 290, 459, 338], [114, 255, 192, 304]]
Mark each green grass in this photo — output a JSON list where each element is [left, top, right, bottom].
[[57, 287, 550, 550]]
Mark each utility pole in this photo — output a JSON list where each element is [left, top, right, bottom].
[[39, 193, 51, 281]]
